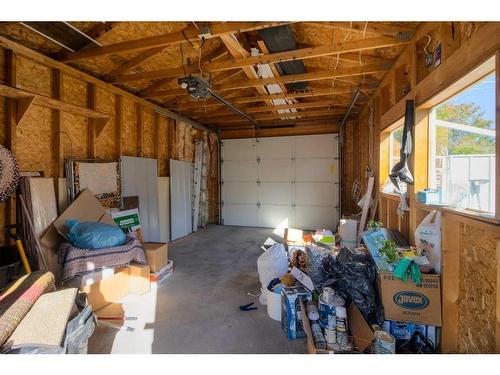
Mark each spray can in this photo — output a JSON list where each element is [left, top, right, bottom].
[[311, 322, 326, 350], [306, 301, 320, 321], [324, 327, 337, 349], [335, 306, 352, 352]]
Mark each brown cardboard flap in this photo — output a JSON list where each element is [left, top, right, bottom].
[[41, 189, 116, 245], [348, 303, 374, 353]]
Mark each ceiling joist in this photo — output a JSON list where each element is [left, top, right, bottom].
[[59, 22, 291, 62]]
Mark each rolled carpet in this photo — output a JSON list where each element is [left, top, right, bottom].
[[0, 271, 55, 347]]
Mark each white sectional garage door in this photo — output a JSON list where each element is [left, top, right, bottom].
[[221, 134, 340, 230]]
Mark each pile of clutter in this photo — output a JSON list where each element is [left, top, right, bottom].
[[257, 217, 442, 354]]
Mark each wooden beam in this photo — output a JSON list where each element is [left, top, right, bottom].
[[190, 99, 349, 118], [302, 22, 417, 36], [115, 36, 405, 83], [60, 22, 291, 62], [5, 50, 17, 243], [220, 122, 340, 139], [0, 83, 112, 120], [114, 95, 123, 159], [200, 108, 349, 123], [51, 69, 64, 178], [136, 103, 143, 157], [326, 51, 395, 67], [87, 82, 97, 158], [211, 64, 385, 92], [106, 46, 167, 80]]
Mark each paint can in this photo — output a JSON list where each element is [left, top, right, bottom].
[[374, 330, 396, 354], [311, 322, 326, 350], [335, 306, 352, 352], [324, 327, 337, 346], [318, 290, 344, 329]]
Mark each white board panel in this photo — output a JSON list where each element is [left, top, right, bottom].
[[259, 205, 294, 229], [260, 182, 292, 205], [222, 204, 258, 227], [294, 206, 336, 230], [294, 134, 339, 158], [222, 160, 258, 182], [295, 159, 337, 182], [121, 156, 160, 242], [170, 159, 192, 240], [158, 177, 170, 243], [258, 136, 293, 159], [222, 138, 257, 160], [259, 159, 293, 182], [222, 182, 258, 204], [295, 182, 337, 206]]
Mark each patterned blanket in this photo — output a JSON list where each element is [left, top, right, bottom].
[[0, 271, 55, 347], [58, 236, 146, 282]]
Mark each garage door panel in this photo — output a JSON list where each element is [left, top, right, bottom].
[[259, 205, 294, 229], [222, 160, 258, 181], [260, 159, 292, 182], [258, 137, 293, 159], [294, 206, 336, 230], [295, 182, 337, 206], [222, 182, 258, 204], [261, 182, 292, 205], [295, 159, 337, 182], [223, 204, 258, 227], [222, 139, 257, 160], [295, 134, 338, 158]]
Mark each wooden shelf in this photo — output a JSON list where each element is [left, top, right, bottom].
[[0, 83, 112, 136]]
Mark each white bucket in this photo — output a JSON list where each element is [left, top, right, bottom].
[[266, 289, 282, 321]]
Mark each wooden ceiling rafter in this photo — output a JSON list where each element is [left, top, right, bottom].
[[301, 22, 418, 37], [58, 22, 292, 62], [112, 35, 407, 83]]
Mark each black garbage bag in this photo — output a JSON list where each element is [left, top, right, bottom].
[[321, 247, 384, 326]]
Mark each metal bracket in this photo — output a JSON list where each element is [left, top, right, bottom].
[[256, 201, 261, 208], [256, 156, 261, 163], [256, 178, 261, 186]]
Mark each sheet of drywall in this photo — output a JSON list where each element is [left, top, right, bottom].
[[120, 156, 160, 242], [170, 159, 192, 240], [158, 177, 170, 243]]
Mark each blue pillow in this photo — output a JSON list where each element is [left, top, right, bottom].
[[65, 219, 126, 250]]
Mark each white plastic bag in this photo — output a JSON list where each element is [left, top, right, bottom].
[[257, 243, 288, 305], [415, 210, 442, 273]]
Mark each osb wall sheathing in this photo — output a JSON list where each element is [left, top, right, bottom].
[[457, 223, 497, 353], [345, 22, 500, 353], [0, 40, 220, 244]]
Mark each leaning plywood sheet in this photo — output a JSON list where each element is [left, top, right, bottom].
[[158, 177, 170, 243], [120, 156, 160, 242], [170, 159, 192, 241], [28, 177, 60, 281]]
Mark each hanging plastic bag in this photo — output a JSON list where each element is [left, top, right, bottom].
[[256, 243, 288, 305], [414, 210, 441, 273]]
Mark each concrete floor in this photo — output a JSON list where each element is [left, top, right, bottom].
[[88, 225, 306, 354]]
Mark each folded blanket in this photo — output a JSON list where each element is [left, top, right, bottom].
[[58, 236, 146, 282], [0, 271, 55, 347]]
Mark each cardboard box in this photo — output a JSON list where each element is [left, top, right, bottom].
[[129, 263, 150, 295], [383, 320, 440, 349], [379, 272, 442, 326], [300, 299, 375, 354], [142, 242, 168, 273], [281, 285, 312, 340], [82, 267, 130, 311], [112, 209, 143, 242]]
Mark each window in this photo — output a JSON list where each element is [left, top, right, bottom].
[[429, 72, 496, 214]]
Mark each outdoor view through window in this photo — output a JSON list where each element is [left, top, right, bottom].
[[429, 72, 496, 214]]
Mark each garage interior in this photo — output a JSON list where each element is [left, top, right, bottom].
[[0, 18, 499, 356]]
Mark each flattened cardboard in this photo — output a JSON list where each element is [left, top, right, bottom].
[[41, 189, 116, 246], [142, 242, 168, 273], [379, 272, 442, 326]]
